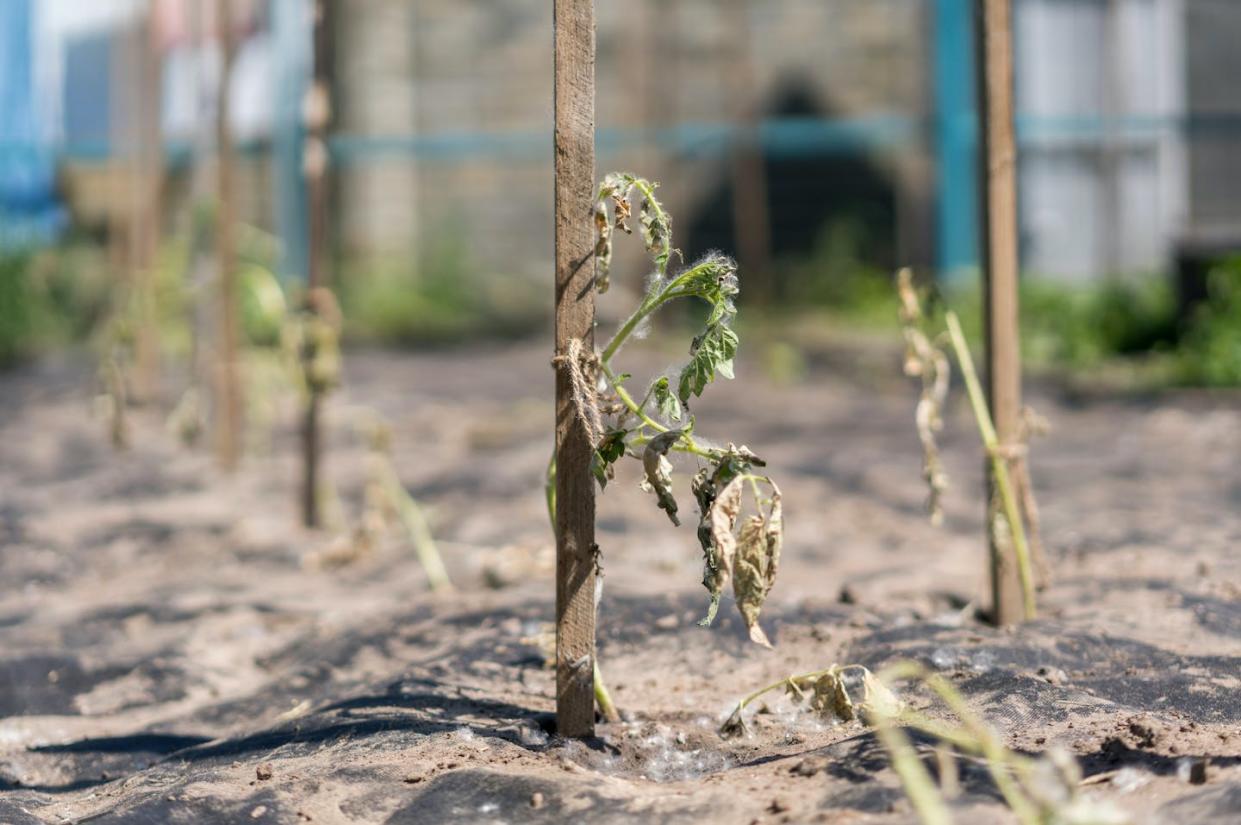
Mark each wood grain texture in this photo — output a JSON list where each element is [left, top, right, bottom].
[[553, 0, 597, 738], [975, 0, 1025, 624]]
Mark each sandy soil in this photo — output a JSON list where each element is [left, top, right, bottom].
[[0, 339, 1238, 824]]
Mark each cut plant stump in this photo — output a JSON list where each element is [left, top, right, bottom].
[[553, 0, 598, 738]]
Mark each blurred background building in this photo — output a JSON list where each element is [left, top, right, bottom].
[[2, 0, 1240, 292]]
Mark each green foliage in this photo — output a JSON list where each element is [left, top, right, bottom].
[[0, 244, 113, 366], [679, 321, 738, 405], [1179, 257, 1241, 386], [0, 254, 41, 365], [338, 226, 543, 345], [1006, 278, 1179, 370], [778, 218, 897, 325], [239, 262, 289, 347]]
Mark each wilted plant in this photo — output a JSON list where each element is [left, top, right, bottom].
[[549, 172, 784, 645], [354, 412, 452, 592], [721, 661, 1129, 825], [895, 270, 1045, 619], [96, 314, 133, 449]]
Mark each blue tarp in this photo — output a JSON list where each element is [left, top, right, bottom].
[[0, 0, 65, 248]]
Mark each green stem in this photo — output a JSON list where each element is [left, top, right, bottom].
[[944, 312, 1037, 622], [545, 449, 557, 530], [729, 665, 869, 717], [598, 256, 717, 364], [377, 460, 453, 592], [598, 362, 715, 460], [872, 714, 953, 825], [881, 662, 1041, 825], [594, 661, 621, 723]]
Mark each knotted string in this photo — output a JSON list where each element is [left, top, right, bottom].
[[552, 338, 603, 449]]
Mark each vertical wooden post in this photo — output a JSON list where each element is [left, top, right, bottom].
[[553, 0, 597, 738], [132, 8, 164, 405], [975, 0, 1024, 624], [726, 1, 773, 299], [214, 0, 243, 471], [301, 0, 334, 527]]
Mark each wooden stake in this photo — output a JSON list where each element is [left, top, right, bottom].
[[214, 0, 243, 472], [553, 0, 597, 738], [975, 0, 1025, 624], [726, 1, 773, 299], [132, 10, 164, 405], [302, 0, 335, 527]]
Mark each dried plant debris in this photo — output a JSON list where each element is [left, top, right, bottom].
[[895, 269, 1046, 618], [896, 268, 950, 525], [731, 482, 781, 647], [641, 429, 685, 526], [593, 172, 673, 293], [548, 173, 784, 645], [722, 662, 1130, 825], [719, 664, 900, 739]]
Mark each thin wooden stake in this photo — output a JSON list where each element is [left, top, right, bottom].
[[553, 0, 597, 738], [214, 0, 243, 472], [726, 1, 772, 299], [301, 0, 335, 527], [975, 0, 1026, 624], [132, 9, 164, 405]]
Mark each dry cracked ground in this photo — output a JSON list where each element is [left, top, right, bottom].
[[0, 338, 1238, 824]]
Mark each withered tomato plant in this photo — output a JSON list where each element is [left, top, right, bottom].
[[550, 172, 784, 647]]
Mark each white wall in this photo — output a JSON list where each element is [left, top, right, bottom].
[[1016, 0, 1187, 281]]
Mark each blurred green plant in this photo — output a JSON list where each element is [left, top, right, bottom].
[[337, 225, 544, 345], [1178, 257, 1241, 386], [0, 242, 113, 365], [776, 218, 896, 326]]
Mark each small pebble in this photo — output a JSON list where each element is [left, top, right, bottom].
[[250, 805, 268, 819], [1177, 756, 1210, 785], [256, 763, 274, 781], [530, 791, 545, 809]]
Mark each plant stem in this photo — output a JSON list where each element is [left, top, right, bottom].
[[880, 661, 1041, 825], [730, 665, 868, 716], [545, 449, 557, 529], [593, 661, 621, 723], [377, 460, 453, 592], [944, 312, 1037, 621], [871, 714, 953, 825], [597, 362, 715, 460]]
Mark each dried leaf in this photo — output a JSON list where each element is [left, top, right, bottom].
[[731, 480, 783, 647], [897, 268, 950, 525], [719, 705, 749, 739], [831, 676, 856, 721], [612, 191, 633, 234], [765, 483, 783, 587], [594, 201, 613, 294], [858, 669, 904, 720], [642, 429, 684, 526], [698, 475, 743, 625], [733, 515, 771, 646]]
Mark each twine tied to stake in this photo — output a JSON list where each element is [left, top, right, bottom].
[[552, 338, 604, 449]]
